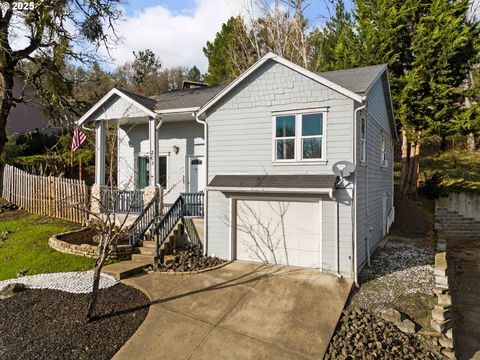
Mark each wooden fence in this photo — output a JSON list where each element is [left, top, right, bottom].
[[1, 164, 89, 224]]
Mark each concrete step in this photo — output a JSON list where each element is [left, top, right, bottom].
[[102, 260, 151, 280], [131, 253, 156, 262], [139, 247, 156, 255], [141, 240, 156, 249]]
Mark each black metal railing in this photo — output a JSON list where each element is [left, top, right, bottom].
[[152, 192, 204, 257], [153, 195, 184, 257], [182, 192, 204, 217], [101, 188, 144, 214], [127, 194, 159, 247]]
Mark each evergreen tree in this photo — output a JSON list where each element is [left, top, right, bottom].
[[310, 0, 359, 72], [203, 16, 258, 85], [187, 66, 202, 82]]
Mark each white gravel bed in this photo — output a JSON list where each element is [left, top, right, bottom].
[[0, 271, 118, 294]]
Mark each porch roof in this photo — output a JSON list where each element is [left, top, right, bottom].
[[77, 85, 226, 125]]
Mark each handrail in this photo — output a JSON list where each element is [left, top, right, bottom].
[[181, 192, 204, 217], [153, 195, 185, 258], [127, 194, 158, 247]]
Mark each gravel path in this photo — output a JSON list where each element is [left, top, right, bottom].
[[0, 271, 118, 294]]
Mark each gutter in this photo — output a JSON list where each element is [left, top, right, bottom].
[[352, 102, 367, 287], [193, 112, 208, 256]]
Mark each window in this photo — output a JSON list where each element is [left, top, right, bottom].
[[159, 155, 168, 188], [274, 111, 325, 162], [380, 133, 387, 167], [302, 113, 323, 159], [360, 116, 366, 163], [275, 115, 296, 160]]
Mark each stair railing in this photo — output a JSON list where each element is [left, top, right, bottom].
[[153, 195, 185, 258], [127, 194, 159, 247]]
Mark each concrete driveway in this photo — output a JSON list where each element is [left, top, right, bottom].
[[113, 262, 352, 360]]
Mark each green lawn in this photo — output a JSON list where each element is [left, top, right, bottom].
[[0, 211, 95, 281], [421, 150, 480, 191]]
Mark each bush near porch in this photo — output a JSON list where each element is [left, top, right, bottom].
[[0, 206, 94, 281]]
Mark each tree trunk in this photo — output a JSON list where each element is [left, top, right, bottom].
[[409, 142, 421, 195], [440, 135, 448, 152], [400, 130, 409, 194], [405, 141, 417, 196], [467, 133, 476, 151], [0, 70, 14, 156], [86, 243, 108, 321]]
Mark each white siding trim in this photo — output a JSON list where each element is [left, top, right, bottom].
[[319, 198, 323, 271], [77, 88, 156, 125]]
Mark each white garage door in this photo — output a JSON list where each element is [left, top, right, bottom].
[[236, 199, 321, 268]]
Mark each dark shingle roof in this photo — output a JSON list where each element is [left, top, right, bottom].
[[117, 88, 157, 111], [150, 85, 225, 111], [208, 175, 336, 189], [319, 64, 387, 95]]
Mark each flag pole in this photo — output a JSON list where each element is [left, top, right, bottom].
[[79, 155, 82, 181]]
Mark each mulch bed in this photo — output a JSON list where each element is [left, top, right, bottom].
[[59, 228, 129, 246], [0, 284, 149, 360]]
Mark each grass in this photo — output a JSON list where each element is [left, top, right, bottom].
[[420, 150, 480, 191], [0, 211, 95, 281]]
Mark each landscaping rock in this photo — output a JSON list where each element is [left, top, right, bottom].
[[0, 202, 18, 212], [0, 283, 26, 299], [0, 230, 10, 241], [156, 244, 226, 272], [325, 308, 442, 359], [379, 308, 402, 323], [397, 319, 416, 334]]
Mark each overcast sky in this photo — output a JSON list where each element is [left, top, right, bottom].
[[99, 0, 353, 72]]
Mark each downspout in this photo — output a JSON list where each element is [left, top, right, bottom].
[[193, 112, 208, 256], [353, 102, 367, 287], [335, 197, 341, 277]]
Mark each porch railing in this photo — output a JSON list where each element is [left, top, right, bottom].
[[100, 188, 144, 214], [127, 193, 159, 247], [153, 192, 204, 257], [182, 192, 204, 217]]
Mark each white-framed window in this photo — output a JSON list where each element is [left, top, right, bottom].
[[380, 132, 387, 167], [273, 110, 326, 162], [360, 116, 366, 163]]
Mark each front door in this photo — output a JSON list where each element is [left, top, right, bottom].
[[137, 156, 149, 189], [188, 156, 204, 193]]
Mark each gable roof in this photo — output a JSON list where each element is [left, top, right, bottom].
[[77, 88, 157, 125], [319, 64, 387, 95], [151, 85, 225, 112], [196, 52, 368, 117]]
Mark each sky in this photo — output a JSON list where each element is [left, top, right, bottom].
[[100, 0, 354, 73]]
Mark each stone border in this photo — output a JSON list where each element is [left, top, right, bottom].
[[49, 228, 133, 261], [431, 223, 455, 359], [147, 261, 233, 275]]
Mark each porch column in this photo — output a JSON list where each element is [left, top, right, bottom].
[[95, 121, 105, 185], [148, 116, 159, 186]]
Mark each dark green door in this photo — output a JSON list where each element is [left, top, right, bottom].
[[137, 156, 149, 189]]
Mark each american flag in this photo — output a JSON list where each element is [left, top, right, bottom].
[[71, 127, 87, 151]]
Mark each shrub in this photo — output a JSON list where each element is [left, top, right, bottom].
[[418, 172, 446, 199]]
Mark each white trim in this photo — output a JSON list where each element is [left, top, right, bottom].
[[272, 110, 327, 163], [271, 107, 329, 115], [185, 154, 205, 193], [207, 186, 333, 198], [360, 115, 367, 164], [195, 52, 364, 117], [319, 198, 323, 272], [77, 88, 157, 125], [156, 107, 199, 115]]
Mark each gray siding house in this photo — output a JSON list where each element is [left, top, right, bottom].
[[78, 52, 395, 282]]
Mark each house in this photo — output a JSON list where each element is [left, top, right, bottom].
[[8, 75, 59, 136], [77, 52, 395, 282]]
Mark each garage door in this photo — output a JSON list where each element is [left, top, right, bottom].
[[236, 200, 321, 268]]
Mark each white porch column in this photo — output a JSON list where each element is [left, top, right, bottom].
[[148, 116, 159, 186], [95, 121, 105, 185]]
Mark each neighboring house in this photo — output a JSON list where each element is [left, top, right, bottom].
[[8, 75, 58, 136], [77, 52, 395, 281]]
